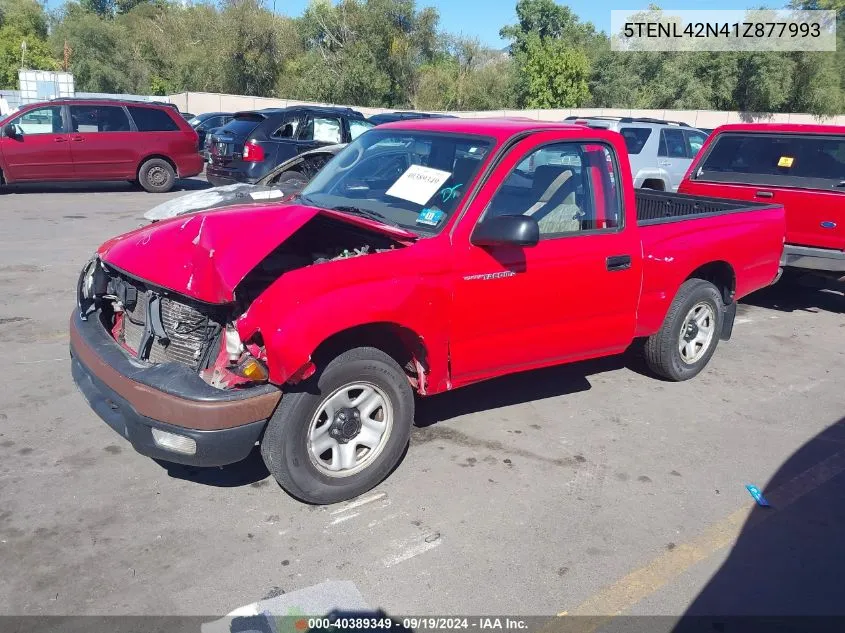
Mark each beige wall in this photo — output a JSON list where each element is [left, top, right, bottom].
[[169, 91, 845, 127]]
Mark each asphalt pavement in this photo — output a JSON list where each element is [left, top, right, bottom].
[[0, 178, 843, 622]]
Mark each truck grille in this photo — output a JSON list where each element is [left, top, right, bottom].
[[118, 282, 218, 371]]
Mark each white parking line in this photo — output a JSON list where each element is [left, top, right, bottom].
[[330, 491, 387, 515], [382, 538, 442, 567], [330, 512, 360, 525]]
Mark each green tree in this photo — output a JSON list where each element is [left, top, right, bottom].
[[50, 3, 133, 92], [501, 0, 599, 108], [518, 34, 589, 108], [79, 0, 114, 18], [0, 0, 59, 88], [412, 37, 516, 111], [287, 0, 439, 107]]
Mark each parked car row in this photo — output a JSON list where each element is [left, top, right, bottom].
[[0, 99, 433, 193]]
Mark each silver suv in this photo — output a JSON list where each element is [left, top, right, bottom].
[[563, 116, 709, 192]]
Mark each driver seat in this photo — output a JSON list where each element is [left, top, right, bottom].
[[525, 166, 583, 234]]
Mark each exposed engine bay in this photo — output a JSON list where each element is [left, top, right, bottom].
[[234, 214, 403, 306], [78, 214, 405, 391]]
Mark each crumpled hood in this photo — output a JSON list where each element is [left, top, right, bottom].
[[142, 183, 289, 221], [99, 204, 320, 304], [98, 203, 417, 304]]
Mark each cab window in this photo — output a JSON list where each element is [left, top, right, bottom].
[[485, 142, 622, 237]]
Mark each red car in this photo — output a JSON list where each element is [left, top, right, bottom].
[[0, 98, 203, 193], [679, 123, 845, 280], [69, 119, 785, 504]]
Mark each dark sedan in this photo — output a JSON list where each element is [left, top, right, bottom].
[[187, 112, 234, 156]]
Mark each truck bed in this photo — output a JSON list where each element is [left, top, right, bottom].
[[636, 190, 777, 226]]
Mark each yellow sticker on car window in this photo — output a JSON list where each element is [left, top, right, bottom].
[[778, 156, 794, 168]]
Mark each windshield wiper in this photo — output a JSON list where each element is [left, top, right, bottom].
[[329, 205, 399, 227]]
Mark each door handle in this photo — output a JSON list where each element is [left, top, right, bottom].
[[658, 160, 671, 167], [54, 137, 68, 143], [606, 255, 632, 272], [71, 136, 84, 142], [755, 190, 774, 199]]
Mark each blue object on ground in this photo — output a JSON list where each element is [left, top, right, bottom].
[[746, 484, 770, 507]]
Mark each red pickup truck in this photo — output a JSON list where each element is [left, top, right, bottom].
[[70, 119, 785, 504], [679, 123, 844, 280]]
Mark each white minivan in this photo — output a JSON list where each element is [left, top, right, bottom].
[[563, 116, 709, 192]]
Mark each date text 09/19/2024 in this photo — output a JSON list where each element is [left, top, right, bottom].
[[306, 617, 529, 631]]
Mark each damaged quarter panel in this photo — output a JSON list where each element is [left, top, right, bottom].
[[235, 236, 451, 390]]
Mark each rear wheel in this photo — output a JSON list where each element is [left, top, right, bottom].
[[138, 158, 176, 193], [644, 279, 724, 381], [260, 347, 414, 504]]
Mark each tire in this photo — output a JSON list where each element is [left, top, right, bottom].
[[261, 346, 414, 504], [272, 170, 309, 190], [644, 279, 725, 381], [138, 158, 176, 193]]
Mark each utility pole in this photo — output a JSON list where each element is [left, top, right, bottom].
[[63, 40, 71, 72], [20, 40, 27, 69]]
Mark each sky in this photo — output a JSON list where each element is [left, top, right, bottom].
[[270, 0, 781, 48]]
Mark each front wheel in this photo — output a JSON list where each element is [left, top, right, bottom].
[[260, 347, 414, 504], [644, 279, 725, 381]]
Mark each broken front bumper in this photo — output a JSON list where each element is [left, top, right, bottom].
[[69, 310, 281, 467]]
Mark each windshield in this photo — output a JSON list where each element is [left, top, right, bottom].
[[300, 129, 493, 235]]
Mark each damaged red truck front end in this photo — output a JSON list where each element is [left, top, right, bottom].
[[70, 201, 421, 469]]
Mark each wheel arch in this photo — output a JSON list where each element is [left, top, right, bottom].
[[137, 154, 178, 178], [686, 260, 736, 304], [310, 322, 430, 394]]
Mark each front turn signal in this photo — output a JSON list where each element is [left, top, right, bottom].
[[235, 356, 269, 383]]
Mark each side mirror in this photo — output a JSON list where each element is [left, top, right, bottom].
[[471, 214, 540, 248], [3, 123, 18, 139]]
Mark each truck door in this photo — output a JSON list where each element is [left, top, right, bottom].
[[449, 134, 642, 386]]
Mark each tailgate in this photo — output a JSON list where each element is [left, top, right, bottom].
[[210, 113, 265, 166], [210, 135, 236, 165]]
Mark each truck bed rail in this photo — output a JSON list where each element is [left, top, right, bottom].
[[636, 190, 774, 226]]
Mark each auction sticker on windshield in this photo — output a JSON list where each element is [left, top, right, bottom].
[[386, 165, 452, 205]]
